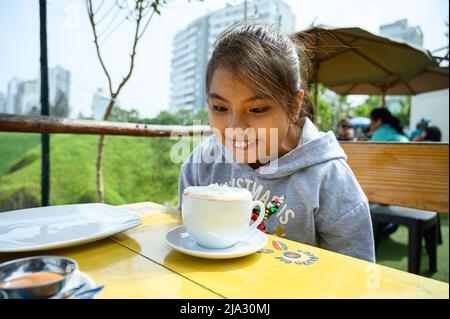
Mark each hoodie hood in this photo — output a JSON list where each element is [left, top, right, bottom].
[[218, 118, 347, 179]]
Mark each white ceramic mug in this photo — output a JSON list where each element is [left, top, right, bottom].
[[181, 184, 265, 249]]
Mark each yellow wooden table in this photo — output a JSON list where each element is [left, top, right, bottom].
[[1, 202, 448, 299]]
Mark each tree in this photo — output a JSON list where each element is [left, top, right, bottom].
[[51, 90, 69, 117], [316, 97, 333, 132], [196, 107, 209, 124], [109, 105, 140, 122], [313, 84, 334, 132], [349, 96, 381, 119], [28, 105, 40, 116], [390, 96, 411, 127], [86, 0, 167, 203], [351, 103, 373, 118], [87, 0, 202, 202], [142, 107, 209, 125]]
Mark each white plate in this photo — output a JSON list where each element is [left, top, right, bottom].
[[0, 203, 142, 252], [165, 225, 268, 259]]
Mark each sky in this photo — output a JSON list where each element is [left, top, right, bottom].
[[0, 0, 448, 118]]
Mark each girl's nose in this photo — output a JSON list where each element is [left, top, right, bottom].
[[229, 112, 249, 132]]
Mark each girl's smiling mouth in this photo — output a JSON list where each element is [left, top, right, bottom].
[[228, 139, 258, 151]]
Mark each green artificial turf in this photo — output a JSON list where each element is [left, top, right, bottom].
[[376, 215, 449, 283]]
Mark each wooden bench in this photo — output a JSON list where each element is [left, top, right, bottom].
[[341, 142, 448, 274], [341, 142, 449, 214]]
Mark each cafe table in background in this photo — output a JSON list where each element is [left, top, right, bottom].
[[0, 201, 448, 298]]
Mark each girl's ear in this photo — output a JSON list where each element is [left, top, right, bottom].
[[291, 90, 305, 123]]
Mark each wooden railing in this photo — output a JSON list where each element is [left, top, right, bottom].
[[0, 114, 212, 137], [1, 113, 448, 214]]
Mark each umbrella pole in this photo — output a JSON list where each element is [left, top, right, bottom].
[[381, 85, 387, 108]]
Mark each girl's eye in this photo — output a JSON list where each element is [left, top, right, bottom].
[[212, 105, 228, 112], [250, 106, 270, 114]]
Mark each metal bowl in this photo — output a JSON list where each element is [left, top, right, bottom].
[[0, 256, 77, 299]]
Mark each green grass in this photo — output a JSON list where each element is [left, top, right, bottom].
[[376, 216, 449, 283], [0, 133, 199, 211], [0, 133, 40, 175]]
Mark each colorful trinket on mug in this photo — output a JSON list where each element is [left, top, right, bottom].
[[251, 194, 286, 233]]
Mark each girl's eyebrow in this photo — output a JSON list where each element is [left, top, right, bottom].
[[208, 93, 229, 102], [208, 93, 272, 103]]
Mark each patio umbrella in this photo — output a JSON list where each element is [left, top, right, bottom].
[[350, 117, 370, 127], [293, 25, 439, 109], [327, 66, 449, 97]]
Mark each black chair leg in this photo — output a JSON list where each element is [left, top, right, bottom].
[[408, 222, 422, 274], [437, 214, 443, 245], [424, 224, 438, 273]]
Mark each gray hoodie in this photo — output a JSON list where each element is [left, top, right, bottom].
[[178, 118, 375, 263]]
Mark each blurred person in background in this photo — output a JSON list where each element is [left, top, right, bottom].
[[423, 126, 442, 142], [358, 125, 372, 141], [369, 108, 409, 142], [368, 108, 409, 237], [336, 118, 356, 141], [409, 118, 430, 141]]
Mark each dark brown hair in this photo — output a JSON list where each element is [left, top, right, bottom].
[[370, 108, 405, 136], [205, 23, 315, 128]]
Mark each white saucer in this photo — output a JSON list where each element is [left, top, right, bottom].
[[164, 225, 268, 259], [57, 270, 97, 299]]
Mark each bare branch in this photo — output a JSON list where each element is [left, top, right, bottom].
[[95, 1, 117, 25], [137, 8, 156, 39], [100, 14, 129, 46], [94, 0, 106, 15], [86, 0, 201, 203], [86, 0, 114, 96], [87, 0, 170, 120], [97, 3, 123, 39], [103, 0, 146, 119]]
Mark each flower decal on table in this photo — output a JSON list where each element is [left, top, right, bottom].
[[260, 240, 319, 266]]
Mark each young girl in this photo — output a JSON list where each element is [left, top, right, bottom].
[[177, 23, 375, 263]]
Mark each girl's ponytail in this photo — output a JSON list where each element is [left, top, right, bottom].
[[289, 34, 315, 124]]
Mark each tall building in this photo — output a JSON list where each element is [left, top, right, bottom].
[[6, 77, 20, 114], [170, 0, 296, 111], [170, 16, 209, 111], [91, 88, 110, 120], [39, 65, 71, 117], [17, 80, 39, 115], [48, 65, 71, 108], [5, 78, 39, 115], [380, 19, 423, 47], [4, 65, 71, 116], [0, 91, 6, 113]]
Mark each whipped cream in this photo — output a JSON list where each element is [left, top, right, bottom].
[[183, 184, 252, 202]]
